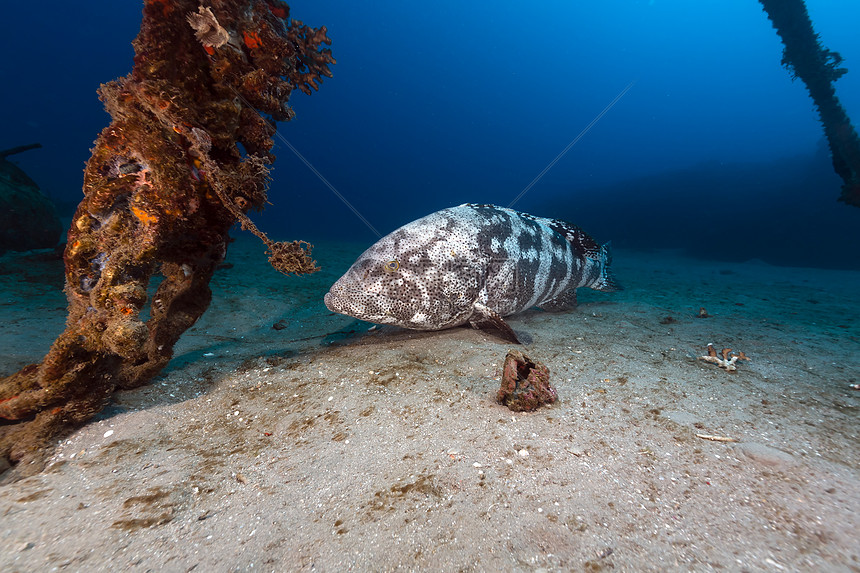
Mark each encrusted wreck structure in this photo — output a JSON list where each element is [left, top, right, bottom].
[[759, 0, 860, 206], [0, 144, 62, 254], [0, 0, 334, 476]]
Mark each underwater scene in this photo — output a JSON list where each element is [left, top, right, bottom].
[[1, 1, 858, 571]]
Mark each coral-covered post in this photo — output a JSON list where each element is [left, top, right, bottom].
[[759, 0, 860, 206], [0, 0, 334, 477]]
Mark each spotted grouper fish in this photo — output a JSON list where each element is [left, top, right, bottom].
[[324, 203, 621, 343]]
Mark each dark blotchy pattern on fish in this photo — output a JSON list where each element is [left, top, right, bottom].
[[324, 204, 620, 343]]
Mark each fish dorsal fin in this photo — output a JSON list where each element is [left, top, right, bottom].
[[544, 218, 602, 259], [463, 202, 501, 209], [463, 204, 602, 259]]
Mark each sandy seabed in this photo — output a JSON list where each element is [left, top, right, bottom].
[[1, 237, 858, 572]]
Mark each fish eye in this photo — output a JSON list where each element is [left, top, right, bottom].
[[383, 260, 400, 273]]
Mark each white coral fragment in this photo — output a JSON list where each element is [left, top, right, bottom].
[[699, 343, 750, 372]]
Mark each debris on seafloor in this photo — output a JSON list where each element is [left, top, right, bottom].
[[497, 350, 557, 412], [696, 433, 738, 443], [699, 343, 750, 371]]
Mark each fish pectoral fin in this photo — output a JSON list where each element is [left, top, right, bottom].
[[538, 288, 578, 312], [469, 302, 520, 344]]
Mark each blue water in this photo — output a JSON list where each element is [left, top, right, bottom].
[[2, 0, 859, 267]]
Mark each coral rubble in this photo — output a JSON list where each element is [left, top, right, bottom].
[[0, 0, 334, 477], [497, 350, 557, 412]]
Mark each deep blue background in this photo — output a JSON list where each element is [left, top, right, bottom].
[[2, 1, 859, 267]]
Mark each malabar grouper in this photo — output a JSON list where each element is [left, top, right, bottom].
[[323, 203, 621, 343]]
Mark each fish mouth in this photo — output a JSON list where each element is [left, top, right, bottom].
[[323, 290, 337, 312], [324, 288, 404, 326], [324, 290, 354, 317], [324, 288, 376, 321]]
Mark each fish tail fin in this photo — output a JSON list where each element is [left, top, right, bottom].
[[593, 242, 622, 292]]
